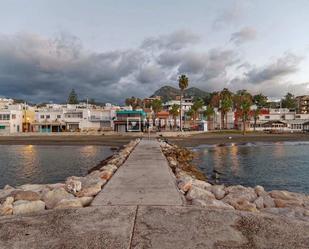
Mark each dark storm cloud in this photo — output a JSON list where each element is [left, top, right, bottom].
[[0, 31, 306, 103], [230, 27, 257, 45], [245, 53, 302, 84]]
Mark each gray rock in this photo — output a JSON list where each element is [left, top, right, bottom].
[[0, 196, 14, 216], [186, 186, 215, 202], [191, 179, 212, 190], [65, 179, 82, 194], [262, 195, 276, 208], [192, 198, 234, 210], [223, 185, 257, 204], [12, 190, 41, 201], [254, 196, 264, 209], [76, 183, 103, 197], [211, 185, 226, 200], [43, 188, 74, 209], [13, 200, 45, 215], [79, 197, 93, 207], [54, 198, 83, 209]]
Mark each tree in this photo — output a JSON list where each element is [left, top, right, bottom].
[[67, 89, 78, 104], [234, 90, 253, 135], [203, 105, 214, 121], [189, 99, 204, 125], [151, 99, 163, 116], [169, 104, 180, 130], [178, 74, 189, 131], [252, 93, 268, 131], [281, 92, 297, 110], [212, 88, 233, 129], [125, 96, 142, 110]]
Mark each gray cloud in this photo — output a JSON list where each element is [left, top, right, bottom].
[[0, 31, 307, 103], [245, 53, 302, 84], [141, 30, 200, 51], [230, 27, 257, 45]]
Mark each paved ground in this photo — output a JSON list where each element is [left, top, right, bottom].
[[92, 139, 183, 206], [1, 139, 309, 249]]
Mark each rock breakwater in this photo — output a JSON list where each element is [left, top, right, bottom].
[[160, 140, 309, 222], [0, 139, 140, 216]]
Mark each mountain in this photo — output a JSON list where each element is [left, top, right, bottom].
[[150, 85, 210, 103]]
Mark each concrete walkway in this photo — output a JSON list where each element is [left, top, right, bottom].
[[1, 139, 309, 248], [92, 139, 183, 206]]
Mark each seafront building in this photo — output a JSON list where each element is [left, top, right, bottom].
[[2, 95, 309, 134]]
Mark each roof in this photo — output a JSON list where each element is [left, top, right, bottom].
[[262, 120, 287, 127], [116, 110, 146, 116]]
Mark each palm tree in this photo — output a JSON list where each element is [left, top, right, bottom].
[[203, 105, 215, 130], [234, 90, 253, 135], [210, 89, 233, 129], [169, 104, 180, 130], [178, 74, 189, 131], [151, 99, 162, 117], [189, 99, 204, 126], [252, 93, 268, 131]]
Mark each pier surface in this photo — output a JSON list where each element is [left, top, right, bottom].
[[92, 139, 182, 206], [1, 139, 309, 249]]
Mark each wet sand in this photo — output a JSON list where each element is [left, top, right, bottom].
[[0, 134, 138, 146], [166, 132, 309, 147]]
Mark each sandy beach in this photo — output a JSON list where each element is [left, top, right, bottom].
[[166, 132, 309, 147], [1, 132, 309, 147]]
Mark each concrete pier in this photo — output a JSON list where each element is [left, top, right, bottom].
[[91, 139, 182, 206], [1, 139, 309, 249]]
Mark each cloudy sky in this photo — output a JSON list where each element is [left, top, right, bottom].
[[1, 0, 309, 103]]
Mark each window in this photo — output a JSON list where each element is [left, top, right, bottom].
[[12, 114, 16, 119], [57, 115, 61, 119], [40, 115, 45, 119], [265, 116, 270, 119], [46, 115, 50, 119], [0, 114, 10, 120]]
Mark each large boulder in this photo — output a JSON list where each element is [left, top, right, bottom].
[[54, 198, 83, 209], [274, 198, 304, 208], [13, 200, 45, 215], [186, 186, 215, 202], [211, 185, 226, 200], [0, 196, 14, 216], [229, 199, 258, 212], [79, 197, 93, 207], [262, 195, 276, 208], [99, 170, 113, 180], [65, 179, 82, 194], [76, 183, 102, 197], [191, 179, 212, 190], [254, 185, 266, 197], [254, 196, 264, 209], [269, 190, 304, 201], [192, 198, 234, 210], [12, 190, 41, 201], [43, 188, 74, 209], [222, 185, 257, 205], [0, 188, 15, 204]]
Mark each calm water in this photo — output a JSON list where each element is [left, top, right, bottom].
[[192, 142, 309, 194], [0, 145, 113, 188]]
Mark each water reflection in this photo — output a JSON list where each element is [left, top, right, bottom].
[[0, 145, 113, 188], [193, 142, 309, 193]]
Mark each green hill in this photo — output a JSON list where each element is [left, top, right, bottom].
[[151, 85, 210, 103]]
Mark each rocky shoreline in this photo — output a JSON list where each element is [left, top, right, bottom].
[[160, 140, 309, 222], [0, 139, 140, 216]]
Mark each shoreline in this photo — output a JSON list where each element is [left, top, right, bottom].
[[166, 132, 309, 147]]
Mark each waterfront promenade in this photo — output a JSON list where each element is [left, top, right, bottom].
[[0, 139, 309, 249]]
